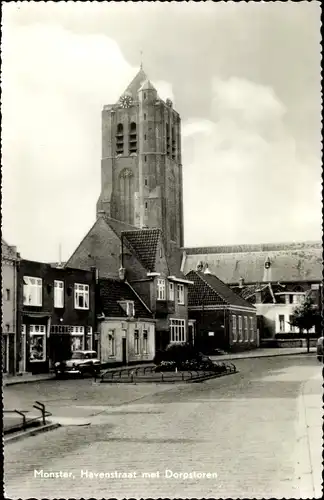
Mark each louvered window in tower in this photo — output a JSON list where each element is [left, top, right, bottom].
[[129, 122, 137, 154], [172, 126, 176, 160], [166, 123, 171, 157], [119, 168, 134, 225], [116, 123, 124, 155]]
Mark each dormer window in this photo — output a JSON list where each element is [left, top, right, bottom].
[[119, 300, 135, 317], [129, 122, 137, 154]]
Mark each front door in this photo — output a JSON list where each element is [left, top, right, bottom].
[[122, 337, 127, 365]]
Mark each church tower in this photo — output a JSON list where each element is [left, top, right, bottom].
[[96, 68, 184, 249]]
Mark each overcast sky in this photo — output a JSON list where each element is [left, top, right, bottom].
[[2, 2, 322, 262]]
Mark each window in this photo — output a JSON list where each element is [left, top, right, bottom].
[[157, 278, 166, 300], [129, 122, 137, 154], [244, 316, 248, 342], [169, 282, 175, 301], [143, 330, 148, 354], [54, 280, 64, 308], [250, 316, 254, 341], [232, 315, 237, 342], [144, 113, 146, 120], [127, 301, 135, 317], [144, 134, 147, 140], [134, 330, 139, 354], [144, 178, 148, 186], [166, 123, 170, 156], [172, 126, 176, 159], [177, 284, 184, 305], [70, 326, 84, 351], [74, 284, 89, 309], [238, 316, 243, 342], [86, 326, 93, 350], [23, 277, 42, 306], [108, 330, 115, 356], [145, 202, 148, 209], [279, 315, 285, 333], [144, 155, 147, 162], [144, 92, 146, 100], [289, 315, 295, 333], [6, 289, 10, 301], [5, 324, 10, 332], [29, 324, 46, 362], [116, 123, 124, 155], [170, 319, 186, 343]]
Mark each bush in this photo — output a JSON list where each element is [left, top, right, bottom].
[[155, 360, 177, 372]]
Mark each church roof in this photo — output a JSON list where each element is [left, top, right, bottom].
[[121, 68, 149, 100], [186, 270, 255, 309], [122, 228, 161, 272], [182, 241, 322, 284], [98, 278, 152, 318]]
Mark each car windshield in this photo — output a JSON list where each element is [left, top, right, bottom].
[[71, 352, 85, 359]]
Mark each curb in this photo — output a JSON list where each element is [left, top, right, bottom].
[[4, 376, 56, 387], [211, 351, 316, 363], [4, 422, 61, 444], [99, 369, 238, 384]]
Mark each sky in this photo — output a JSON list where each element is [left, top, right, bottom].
[[2, 1, 322, 262]]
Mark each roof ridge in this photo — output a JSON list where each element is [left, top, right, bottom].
[[184, 240, 322, 255]]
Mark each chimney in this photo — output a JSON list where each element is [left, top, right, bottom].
[[118, 267, 126, 281], [239, 277, 244, 288]]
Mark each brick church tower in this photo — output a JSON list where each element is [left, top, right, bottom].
[[96, 67, 184, 249]]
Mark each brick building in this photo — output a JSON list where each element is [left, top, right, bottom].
[[97, 278, 155, 366], [186, 270, 257, 353], [182, 241, 322, 340], [17, 260, 96, 374], [67, 223, 192, 352], [1, 239, 19, 374]]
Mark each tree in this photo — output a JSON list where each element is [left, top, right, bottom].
[[289, 296, 320, 353]]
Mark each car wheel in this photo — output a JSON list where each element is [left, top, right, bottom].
[[317, 356, 323, 362]]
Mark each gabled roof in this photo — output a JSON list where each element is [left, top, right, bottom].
[[121, 68, 149, 100], [122, 228, 161, 272], [104, 216, 138, 238], [98, 278, 152, 318], [183, 240, 322, 284], [186, 270, 255, 309]]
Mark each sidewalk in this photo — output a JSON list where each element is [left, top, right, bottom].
[[210, 346, 316, 362], [294, 369, 323, 498], [3, 372, 56, 387]]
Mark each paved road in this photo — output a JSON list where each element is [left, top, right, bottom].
[[4, 354, 321, 499]]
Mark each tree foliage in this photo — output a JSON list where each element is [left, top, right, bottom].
[[289, 296, 320, 333]]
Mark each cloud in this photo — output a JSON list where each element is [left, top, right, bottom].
[[182, 77, 322, 246], [2, 20, 174, 261]]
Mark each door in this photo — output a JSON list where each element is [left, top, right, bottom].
[[188, 321, 195, 345], [122, 337, 127, 365]]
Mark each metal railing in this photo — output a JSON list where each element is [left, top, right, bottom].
[[4, 401, 52, 434]]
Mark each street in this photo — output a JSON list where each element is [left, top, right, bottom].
[[4, 355, 322, 498]]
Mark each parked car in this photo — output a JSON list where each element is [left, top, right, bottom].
[[316, 337, 323, 362], [54, 350, 101, 378]]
